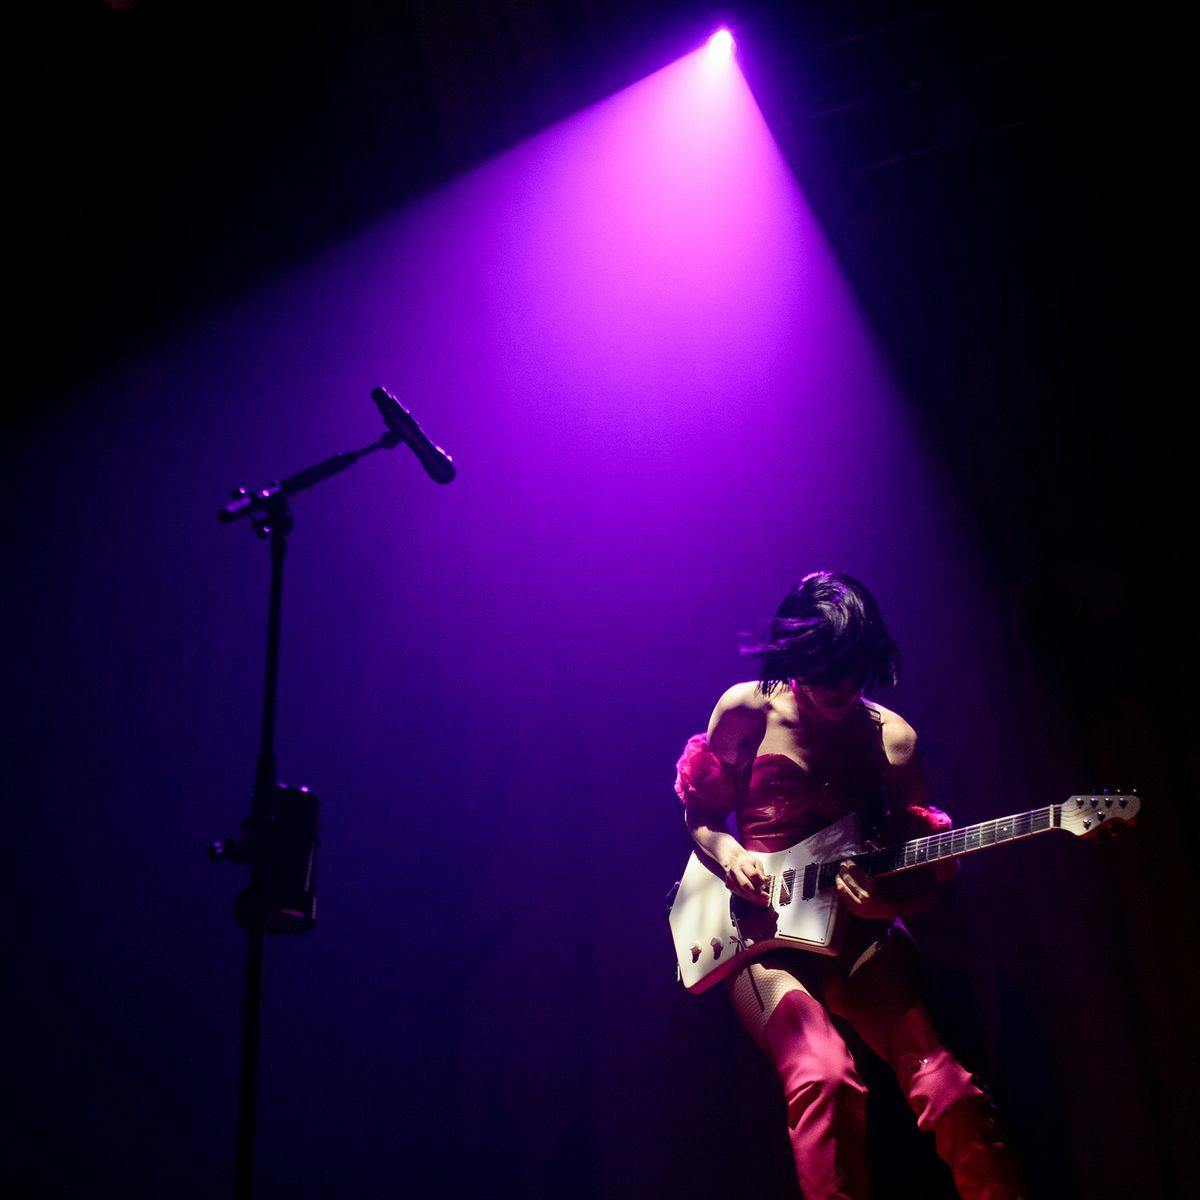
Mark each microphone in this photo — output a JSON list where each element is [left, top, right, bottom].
[[371, 386, 457, 484]]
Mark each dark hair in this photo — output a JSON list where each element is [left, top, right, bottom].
[[747, 571, 898, 696]]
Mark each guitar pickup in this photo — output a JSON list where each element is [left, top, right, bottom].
[[801, 863, 819, 901], [779, 868, 796, 906]]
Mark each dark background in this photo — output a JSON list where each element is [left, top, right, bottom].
[[8, 2, 1196, 1197]]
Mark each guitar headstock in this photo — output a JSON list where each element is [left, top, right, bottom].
[[1060, 793, 1141, 837]]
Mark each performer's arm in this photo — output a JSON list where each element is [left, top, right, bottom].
[[676, 685, 771, 906]]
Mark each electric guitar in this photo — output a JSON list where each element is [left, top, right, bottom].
[[667, 793, 1140, 992]]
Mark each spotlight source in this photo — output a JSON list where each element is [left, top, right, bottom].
[[707, 28, 735, 58]]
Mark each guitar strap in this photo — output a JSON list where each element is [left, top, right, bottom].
[[864, 786, 887, 846], [863, 705, 888, 846]]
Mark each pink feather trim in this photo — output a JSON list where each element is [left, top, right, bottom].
[[673, 732, 738, 819]]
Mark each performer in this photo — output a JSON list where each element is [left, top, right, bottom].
[[675, 572, 1024, 1199]]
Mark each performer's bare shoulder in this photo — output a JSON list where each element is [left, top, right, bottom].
[[705, 681, 769, 766], [863, 699, 918, 769]]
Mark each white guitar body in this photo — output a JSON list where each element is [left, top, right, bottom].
[[669, 813, 861, 993]]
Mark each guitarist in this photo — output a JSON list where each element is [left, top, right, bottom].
[[675, 571, 1024, 1199]]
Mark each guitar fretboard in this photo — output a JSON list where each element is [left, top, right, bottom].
[[803, 805, 1059, 898]]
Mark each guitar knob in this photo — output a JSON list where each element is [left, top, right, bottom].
[[1105, 798, 1113, 807], [1083, 819, 1091, 829], [1119, 798, 1128, 808], [1090, 798, 1098, 807], [690, 945, 702, 963], [711, 937, 724, 959], [1076, 798, 1084, 807]]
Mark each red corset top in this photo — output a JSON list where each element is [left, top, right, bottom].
[[738, 755, 871, 854]]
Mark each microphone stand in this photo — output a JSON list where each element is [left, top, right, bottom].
[[209, 405, 452, 1200]]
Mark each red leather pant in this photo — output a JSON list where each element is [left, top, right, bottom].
[[732, 929, 1024, 1199]]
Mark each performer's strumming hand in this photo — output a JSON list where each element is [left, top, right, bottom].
[[723, 846, 771, 906]]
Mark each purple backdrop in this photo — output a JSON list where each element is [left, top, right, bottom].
[[7, 35, 1161, 1198]]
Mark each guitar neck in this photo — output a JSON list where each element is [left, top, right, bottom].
[[813, 804, 1060, 892]]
